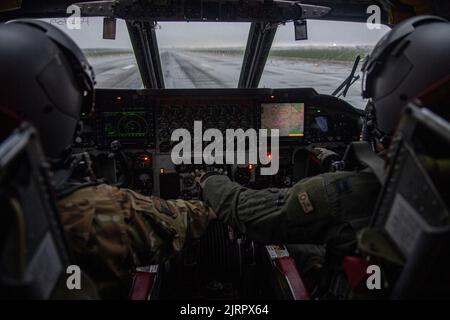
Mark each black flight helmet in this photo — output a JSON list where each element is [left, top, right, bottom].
[[0, 19, 95, 159], [362, 16, 450, 139]]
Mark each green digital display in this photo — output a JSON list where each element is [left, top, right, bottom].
[[102, 111, 149, 138]]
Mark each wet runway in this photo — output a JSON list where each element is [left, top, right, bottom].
[[89, 49, 367, 109]]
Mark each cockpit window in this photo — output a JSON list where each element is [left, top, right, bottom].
[[260, 20, 390, 109], [156, 22, 249, 88], [42, 17, 142, 89], [41, 17, 389, 109]]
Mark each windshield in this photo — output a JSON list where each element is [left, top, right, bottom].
[[260, 20, 390, 109], [45, 17, 389, 109], [43, 17, 142, 89], [156, 20, 389, 109], [156, 22, 249, 88]]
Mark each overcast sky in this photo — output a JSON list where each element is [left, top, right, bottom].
[[53, 18, 390, 49]]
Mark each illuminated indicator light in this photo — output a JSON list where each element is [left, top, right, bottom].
[[267, 152, 272, 159], [248, 164, 253, 170], [317, 109, 321, 113], [288, 133, 304, 137], [160, 168, 165, 174], [270, 95, 276, 99], [81, 113, 86, 116], [143, 156, 150, 162], [116, 96, 123, 101]]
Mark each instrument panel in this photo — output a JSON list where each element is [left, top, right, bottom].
[[156, 98, 255, 153], [76, 88, 362, 198]]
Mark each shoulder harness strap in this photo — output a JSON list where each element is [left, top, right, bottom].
[[343, 141, 386, 184]]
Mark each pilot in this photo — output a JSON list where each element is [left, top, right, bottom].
[[198, 16, 450, 257], [0, 20, 216, 299]]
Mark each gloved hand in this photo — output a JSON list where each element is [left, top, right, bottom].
[[195, 167, 227, 189], [309, 147, 341, 172]]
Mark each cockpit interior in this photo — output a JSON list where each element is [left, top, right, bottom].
[[1, 0, 449, 302]]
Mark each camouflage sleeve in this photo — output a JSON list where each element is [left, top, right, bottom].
[[57, 184, 216, 296], [122, 188, 217, 264]]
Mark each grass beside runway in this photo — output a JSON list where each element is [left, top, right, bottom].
[[190, 46, 372, 63], [269, 46, 371, 62], [83, 48, 133, 57], [83, 46, 371, 63], [189, 47, 244, 56]]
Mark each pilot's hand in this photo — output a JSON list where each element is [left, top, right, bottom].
[[195, 168, 226, 189], [309, 147, 341, 171]]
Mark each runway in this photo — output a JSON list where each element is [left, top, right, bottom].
[[89, 49, 366, 109]]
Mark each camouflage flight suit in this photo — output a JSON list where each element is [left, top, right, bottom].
[[57, 184, 216, 298], [202, 171, 380, 255]]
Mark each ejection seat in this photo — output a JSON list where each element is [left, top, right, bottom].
[[356, 102, 450, 299], [0, 114, 99, 299]]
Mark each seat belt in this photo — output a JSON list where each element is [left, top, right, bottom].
[[343, 141, 386, 184]]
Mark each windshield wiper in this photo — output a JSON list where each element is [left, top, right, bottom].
[[332, 55, 361, 98]]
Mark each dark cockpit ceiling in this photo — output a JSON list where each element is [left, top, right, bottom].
[[0, 1, 389, 23]]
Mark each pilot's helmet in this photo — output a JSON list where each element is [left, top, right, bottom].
[[0, 20, 95, 159], [362, 15, 450, 138]]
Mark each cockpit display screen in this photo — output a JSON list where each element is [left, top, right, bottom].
[[102, 111, 149, 138], [261, 102, 305, 137]]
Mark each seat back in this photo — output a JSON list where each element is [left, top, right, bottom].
[[0, 122, 72, 299], [370, 102, 450, 298]]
